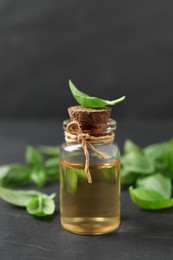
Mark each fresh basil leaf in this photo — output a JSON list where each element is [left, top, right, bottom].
[[0, 165, 10, 178], [69, 80, 125, 108], [0, 164, 31, 187], [45, 168, 59, 181], [26, 194, 56, 217], [124, 139, 143, 155], [129, 187, 173, 210], [45, 158, 59, 168], [144, 141, 173, 178], [121, 168, 138, 187], [121, 153, 155, 174], [66, 169, 78, 195], [164, 143, 173, 178], [144, 142, 169, 171], [26, 146, 43, 168], [144, 142, 168, 160], [31, 169, 47, 188], [0, 186, 41, 206], [39, 146, 60, 157], [44, 158, 59, 181], [136, 173, 172, 199]]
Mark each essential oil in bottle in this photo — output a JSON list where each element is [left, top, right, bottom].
[[60, 160, 120, 235], [60, 105, 121, 235]]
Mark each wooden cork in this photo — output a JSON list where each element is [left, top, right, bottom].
[[68, 106, 112, 135]]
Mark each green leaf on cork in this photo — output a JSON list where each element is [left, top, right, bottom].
[[69, 80, 126, 108]]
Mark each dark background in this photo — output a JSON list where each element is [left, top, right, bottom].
[[0, 2, 173, 259], [0, 0, 173, 120]]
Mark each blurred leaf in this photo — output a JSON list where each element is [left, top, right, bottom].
[[0, 186, 41, 206], [136, 173, 172, 199], [44, 158, 59, 181], [39, 146, 60, 157], [124, 139, 143, 155], [45, 158, 59, 168], [121, 168, 138, 187], [31, 169, 47, 188], [0, 164, 31, 187], [26, 193, 56, 217], [26, 146, 43, 168], [121, 153, 155, 175], [0, 165, 11, 178], [129, 187, 173, 210]]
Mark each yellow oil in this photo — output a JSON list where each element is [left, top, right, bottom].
[[60, 160, 120, 235]]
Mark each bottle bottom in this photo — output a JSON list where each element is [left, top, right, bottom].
[[61, 216, 120, 235]]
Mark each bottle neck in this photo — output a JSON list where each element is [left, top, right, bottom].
[[63, 118, 117, 137]]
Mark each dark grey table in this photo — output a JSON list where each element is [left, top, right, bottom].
[[0, 118, 173, 260]]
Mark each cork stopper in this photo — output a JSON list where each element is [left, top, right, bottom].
[[68, 106, 112, 136]]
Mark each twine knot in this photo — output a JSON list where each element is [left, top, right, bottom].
[[64, 121, 114, 183], [77, 133, 90, 143]]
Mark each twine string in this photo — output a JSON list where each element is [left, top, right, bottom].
[[64, 121, 115, 183]]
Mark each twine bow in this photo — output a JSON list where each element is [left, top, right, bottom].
[[64, 121, 115, 183]]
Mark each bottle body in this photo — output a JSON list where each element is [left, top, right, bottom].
[[60, 140, 120, 235]]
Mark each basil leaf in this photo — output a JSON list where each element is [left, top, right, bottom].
[[26, 194, 56, 217], [0, 164, 31, 187], [0, 186, 41, 206], [44, 158, 59, 181], [144, 142, 169, 172], [121, 153, 155, 174], [44, 158, 59, 168], [124, 139, 143, 155], [129, 187, 173, 210], [121, 168, 138, 187], [0, 165, 10, 178], [31, 169, 47, 188], [164, 143, 173, 178], [69, 80, 125, 108], [26, 146, 43, 168], [144, 142, 168, 161], [144, 141, 173, 178], [39, 146, 60, 157], [45, 168, 59, 181], [136, 173, 172, 199]]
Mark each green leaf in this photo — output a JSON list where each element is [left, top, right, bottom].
[[0, 186, 41, 207], [45, 168, 59, 181], [26, 194, 56, 217], [66, 169, 78, 195], [144, 142, 169, 171], [44, 158, 59, 168], [136, 173, 172, 199], [144, 141, 173, 178], [129, 187, 173, 210], [136, 173, 172, 198], [39, 146, 60, 157], [44, 158, 59, 181], [26, 146, 43, 168], [0, 164, 31, 187], [31, 169, 47, 188], [124, 139, 143, 155], [144, 142, 168, 161], [0, 165, 11, 178], [164, 143, 173, 177], [121, 168, 138, 187], [121, 153, 155, 174], [69, 80, 125, 108]]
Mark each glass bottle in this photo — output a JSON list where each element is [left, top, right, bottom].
[[60, 118, 120, 235]]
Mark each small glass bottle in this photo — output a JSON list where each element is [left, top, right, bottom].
[[60, 108, 120, 235]]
